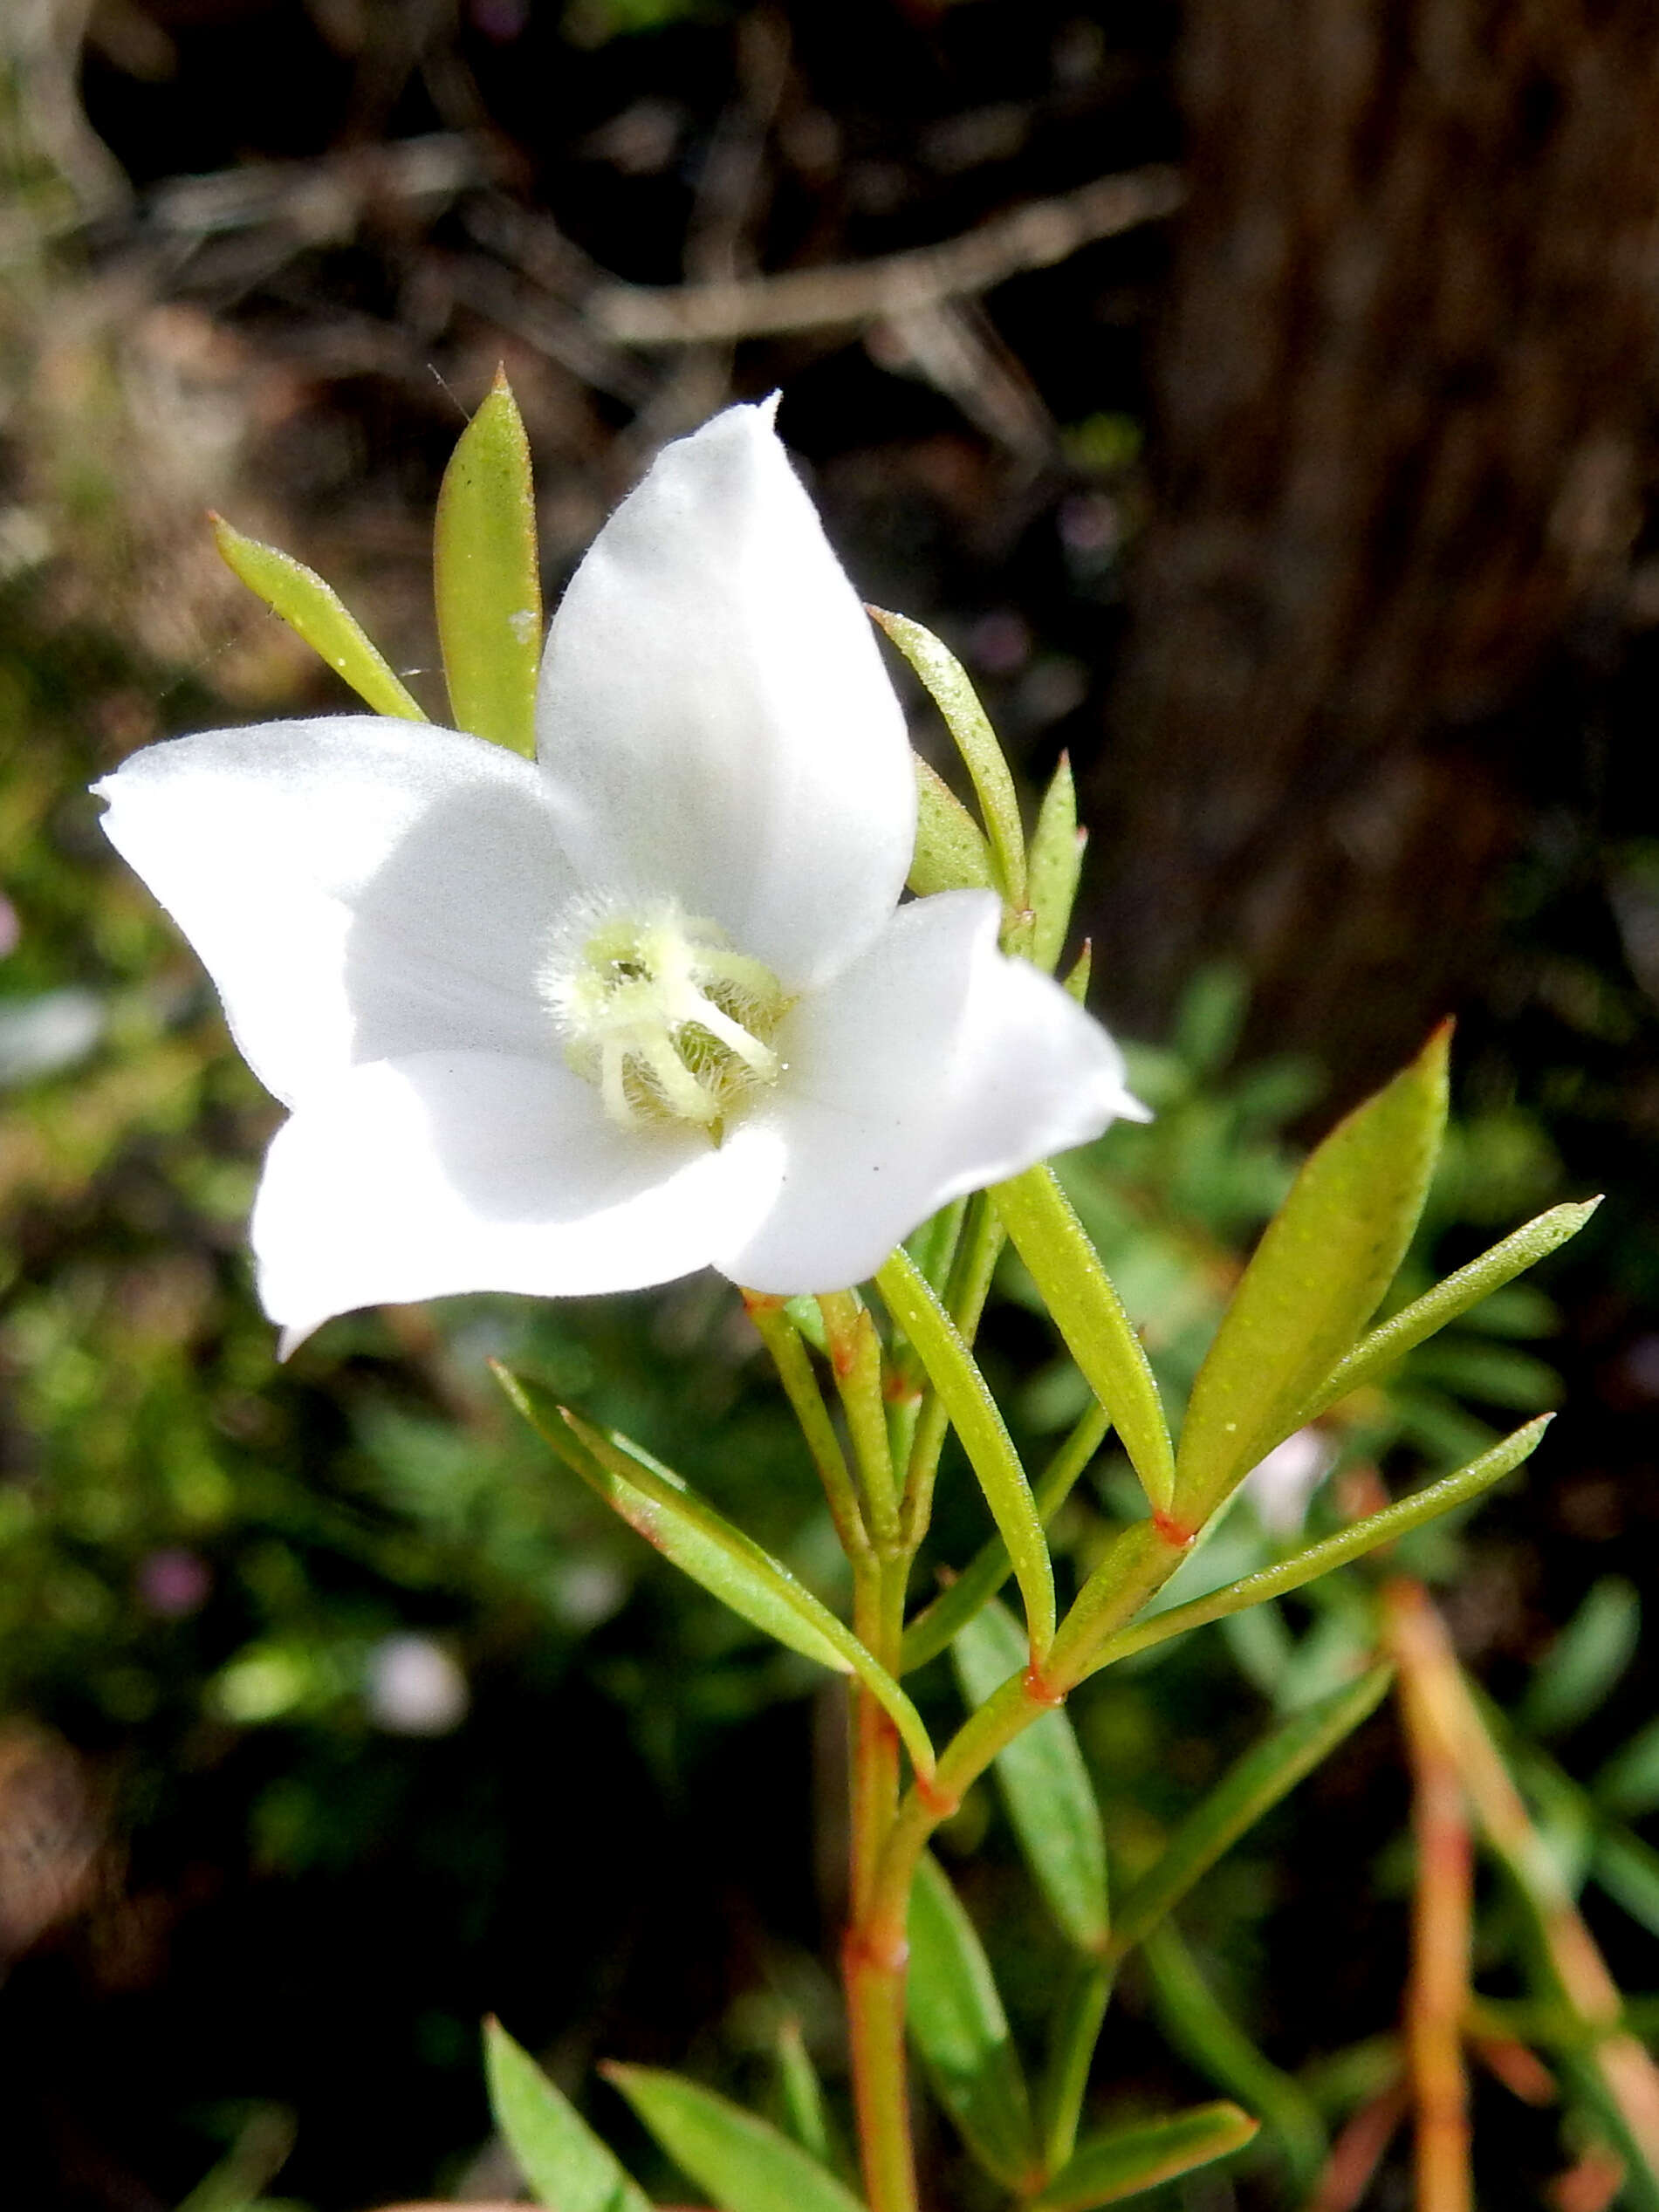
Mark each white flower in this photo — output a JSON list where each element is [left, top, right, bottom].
[[95, 401, 1141, 1345]]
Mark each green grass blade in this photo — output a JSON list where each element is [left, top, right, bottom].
[[992, 1165, 1176, 1514], [907, 1852, 1041, 2190], [212, 516, 427, 722], [434, 367, 542, 754], [485, 2019, 652, 2212], [1108, 1668, 1394, 1960], [602, 2065, 864, 2212], [1030, 2103, 1258, 2209], [873, 607, 1026, 908], [1302, 1197, 1601, 1421], [1173, 1026, 1450, 1523], [877, 1248, 1055, 1660], [952, 1598, 1107, 1955], [494, 1366, 935, 1781]]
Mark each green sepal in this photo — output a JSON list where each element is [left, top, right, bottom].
[[1141, 1923, 1327, 2195], [1027, 754, 1085, 974], [1302, 1196, 1601, 1421], [910, 755, 997, 895], [952, 1598, 1108, 1955], [1029, 2102, 1259, 2209], [907, 1852, 1041, 2190], [877, 1248, 1055, 1659], [603, 2065, 864, 2212], [485, 2019, 653, 2212], [493, 1366, 935, 1781], [434, 367, 542, 754], [1087, 1415, 1551, 1676], [1107, 1667, 1393, 1960], [993, 1166, 1176, 1514], [212, 516, 427, 722], [1173, 1024, 1450, 1523], [873, 607, 1027, 908]]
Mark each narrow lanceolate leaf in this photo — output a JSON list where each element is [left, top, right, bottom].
[[602, 2065, 864, 2212], [1519, 1577, 1641, 1741], [1107, 1668, 1394, 1960], [992, 1166, 1176, 1514], [494, 1366, 935, 1781], [908, 1852, 1041, 2190], [212, 516, 427, 722], [771, 2018, 836, 2172], [1027, 754, 1086, 975], [485, 2019, 652, 2212], [1030, 2103, 1259, 2210], [877, 1249, 1055, 1659], [1173, 1025, 1450, 1524], [1084, 1418, 1551, 1677], [1141, 1923, 1327, 2195], [872, 607, 1027, 908], [1301, 1197, 1601, 1421], [434, 368, 542, 755], [903, 1403, 1112, 1675], [954, 1599, 1108, 1955], [909, 755, 997, 895]]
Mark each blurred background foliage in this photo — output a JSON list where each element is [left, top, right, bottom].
[[4, 2, 1659, 2207]]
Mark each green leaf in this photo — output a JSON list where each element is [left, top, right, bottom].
[[1595, 1717, 1659, 1819], [907, 1852, 1040, 2189], [1107, 1668, 1394, 1960], [952, 1599, 1107, 1955], [993, 1166, 1176, 1514], [1039, 1959, 1114, 2176], [1594, 1828, 1659, 1941], [1173, 1026, 1450, 1522], [877, 1249, 1055, 1657], [1030, 2103, 1259, 2209], [434, 368, 542, 754], [1028, 754, 1085, 974], [771, 2018, 836, 2172], [602, 2065, 865, 2212], [1141, 1922, 1326, 2195], [903, 1404, 1111, 1675], [485, 2019, 652, 2212], [212, 517, 427, 722], [494, 1366, 935, 1781], [1520, 1577, 1641, 1741], [873, 608, 1026, 907], [1302, 1199, 1600, 1421], [909, 756, 997, 896], [1086, 1418, 1551, 1675]]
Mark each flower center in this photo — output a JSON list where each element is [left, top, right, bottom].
[[539, 901, 792, 1139]]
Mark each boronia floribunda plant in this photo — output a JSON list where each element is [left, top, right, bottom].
[[94, 378, 1615, 2212]]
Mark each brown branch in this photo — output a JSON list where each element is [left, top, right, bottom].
[[586, 163, 1184, 346]]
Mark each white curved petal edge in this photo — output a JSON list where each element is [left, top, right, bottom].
[[534, 399, 915, 992], [93, 717, 572, 1107], [254, 1050, 785, 1345], [711, 890, 1147, 1295]]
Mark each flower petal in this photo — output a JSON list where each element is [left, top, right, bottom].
[[535, 401, 915, 991], [95, 717, 573, 1106], [713, 892, 1144, 1294], [253, 1050, 785, 1339]]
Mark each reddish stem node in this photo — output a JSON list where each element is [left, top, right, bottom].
[[1022, 1661, 1066, 1709], [915, 1770, 961, 1819], [1152, 1508, 1196, 1549]]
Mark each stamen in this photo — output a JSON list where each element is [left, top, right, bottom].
[[539, 899, 792, 1137]]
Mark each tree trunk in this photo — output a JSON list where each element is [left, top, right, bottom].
[[1093, 0, 1659, 1091]]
